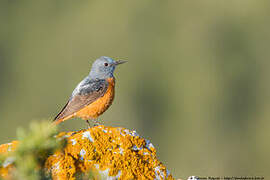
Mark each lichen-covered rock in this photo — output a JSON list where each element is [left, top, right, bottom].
[[0, 125, 174, 180]]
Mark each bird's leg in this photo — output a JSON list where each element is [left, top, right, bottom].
[[86, 120, 91, 129]]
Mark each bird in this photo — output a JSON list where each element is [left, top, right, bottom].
[[53, 56, 127, 126]]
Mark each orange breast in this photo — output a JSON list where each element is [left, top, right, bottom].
[[75, 78, 115, 120]]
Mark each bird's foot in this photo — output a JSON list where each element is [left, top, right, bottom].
[[93, 119, 102, 127], [85, 119, 102, 128]]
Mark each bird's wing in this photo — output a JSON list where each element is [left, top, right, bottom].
[[54, 79, 108, 121]]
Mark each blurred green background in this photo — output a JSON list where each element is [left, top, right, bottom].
[[0, 0, 269, 179]]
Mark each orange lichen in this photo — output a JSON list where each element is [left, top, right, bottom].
[[0, 126, 174, 180], [0, 141, 18, 179], [0, 141, 18, 154]]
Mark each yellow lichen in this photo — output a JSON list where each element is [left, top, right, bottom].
[[0, 141, 18, 154], [0, 141, 18, 179], [0, 126, 174, 180]]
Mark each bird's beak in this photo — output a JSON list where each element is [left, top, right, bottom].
[[113, 60, 127, 66]]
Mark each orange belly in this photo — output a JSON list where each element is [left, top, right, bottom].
[[75, 78, 115, 120]]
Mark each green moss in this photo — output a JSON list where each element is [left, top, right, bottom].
[[13, 121, 65, 180], [0, 155, 4, 167]]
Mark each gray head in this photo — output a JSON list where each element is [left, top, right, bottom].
[[89, 56, 126, 79]]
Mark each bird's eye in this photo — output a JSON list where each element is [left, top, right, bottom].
[[104, 63, 108, 66]]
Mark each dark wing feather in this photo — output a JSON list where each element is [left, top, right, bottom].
[[54, 79, 108, 121]]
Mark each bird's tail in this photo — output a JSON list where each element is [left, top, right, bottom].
[[52, 119, 63, 126], [52, 114, 73, 126], [53, 101, 70, 125]]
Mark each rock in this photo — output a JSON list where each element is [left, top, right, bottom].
[[0, 125, 174, 180]]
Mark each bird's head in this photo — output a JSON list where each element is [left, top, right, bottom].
[[89, 56, 127, 79]]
